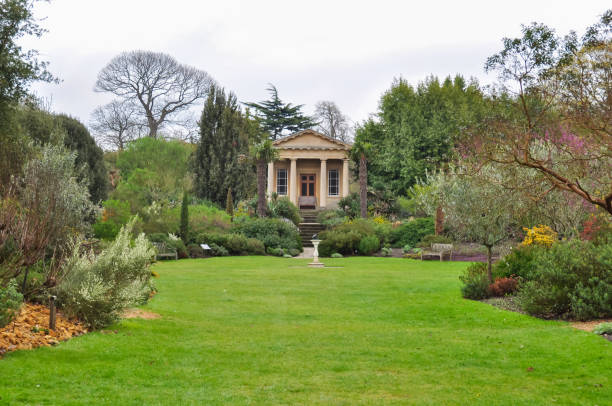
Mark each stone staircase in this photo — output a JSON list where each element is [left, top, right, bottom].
[[298, 210, 325, 247]]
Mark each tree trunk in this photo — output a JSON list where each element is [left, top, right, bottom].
[[256, 160, 267, 217], [435, 205, 444, 235], [359, 153, 367, 218], [486, 245, 493, 283], [147, 116, 158, 137]]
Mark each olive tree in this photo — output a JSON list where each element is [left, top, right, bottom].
[[424, 168, 515, 283]]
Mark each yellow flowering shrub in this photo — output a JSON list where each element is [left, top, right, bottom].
[[521, 225, 557, 247], [372, 215, 389, 224]]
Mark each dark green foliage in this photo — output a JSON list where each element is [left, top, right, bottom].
[[244, 84, 317, 140], [209, 243, 229, 257], [0, 280, 23, 328], [318, 219, 376, 257], [193, 85, 255, 206], [187, 243, 206, 258], [56, 115, 108, 203], [338, 193, 361, 218], [390, 218, 435, 248], [570, 278, 612, 321], [358, 235, 380, 255], [355, 76, 485, 195], [417, 234, 452, 248], [196, 232, 266, 256], [268, 197, 301, 226], [246, 238, 266, 255], [515, 240, 612, 320], [0, 1, 61, 187], [232, 216, 302, 252], [459, 263, 491, 300], [180, 192, 189, 243], [0, 0, 55, 113], [493, 245, 546, 279], [266, 247, 284, 257]]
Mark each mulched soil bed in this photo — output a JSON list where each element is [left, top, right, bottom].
[[482, 296, 612, 342], [0, 303, 87, 357]]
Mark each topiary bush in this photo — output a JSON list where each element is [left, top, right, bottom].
[[459, 263, 490, 300], [56, 220, 156, 329], [0, 280, 23, 328], [358, 235, 380, 255], [331, 253, 343, 258]]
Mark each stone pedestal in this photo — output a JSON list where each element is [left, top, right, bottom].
[[309, 239, 324, 268]]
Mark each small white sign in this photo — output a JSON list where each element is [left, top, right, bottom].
[[200, 244, 211, 250]]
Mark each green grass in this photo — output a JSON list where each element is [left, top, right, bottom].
[[1, 257, 610, 405]]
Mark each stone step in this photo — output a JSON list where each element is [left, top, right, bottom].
[[298, 220, 325, 247]]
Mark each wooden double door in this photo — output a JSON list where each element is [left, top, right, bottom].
[[300, 174, 316, 196]]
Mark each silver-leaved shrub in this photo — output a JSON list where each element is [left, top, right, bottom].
[[56, 218, 155, 329]]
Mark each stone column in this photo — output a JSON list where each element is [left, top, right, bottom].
[[319, 159, 327, 208], [289, 158, 297, 205], [267, 161, 274, 200], [342, 159, 350, 197]]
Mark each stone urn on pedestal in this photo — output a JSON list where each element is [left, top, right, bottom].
[[309, 239, 324, 268]]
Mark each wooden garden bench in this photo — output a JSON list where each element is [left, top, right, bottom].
[[153, 242, 177, 260], [420, 243, 453, 261]]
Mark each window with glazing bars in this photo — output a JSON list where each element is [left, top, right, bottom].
[[276, 169, 287, 195], [328, 169, 339, 196]]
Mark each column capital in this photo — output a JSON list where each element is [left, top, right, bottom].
[[320, 158, 328, 162]]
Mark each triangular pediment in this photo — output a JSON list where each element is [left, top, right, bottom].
[[273, 129, 351, 150]]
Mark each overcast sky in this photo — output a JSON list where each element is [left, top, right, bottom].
[[24, 0, 610, 131]]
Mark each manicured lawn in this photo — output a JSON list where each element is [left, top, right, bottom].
[[1, 257, 610, 405]]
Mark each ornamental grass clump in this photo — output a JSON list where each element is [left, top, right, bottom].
[[56, 219, 156, 329]]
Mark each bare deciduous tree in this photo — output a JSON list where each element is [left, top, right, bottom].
[[90, 100, 141, 150], [94, 51, 214, 138], [314, 100, 352, 142]]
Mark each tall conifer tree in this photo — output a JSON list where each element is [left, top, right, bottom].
[[193, 85, 255, 205], [244, 84, 317, 140]]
